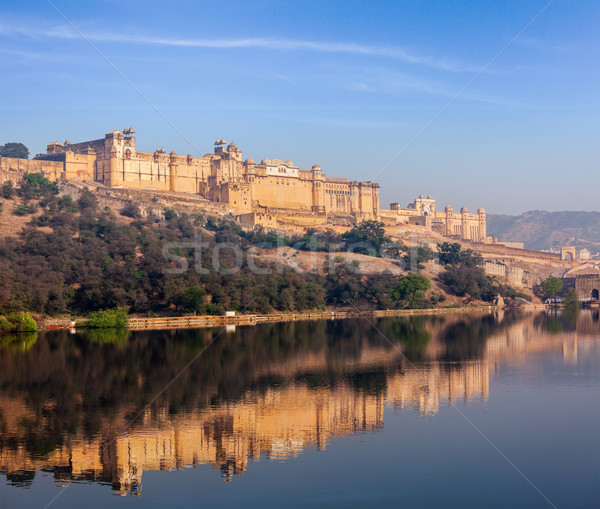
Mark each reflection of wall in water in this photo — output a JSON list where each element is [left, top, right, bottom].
[[2, 311, 597, 492], [484, 311, 599, 369], [0, 360, 487, 491]]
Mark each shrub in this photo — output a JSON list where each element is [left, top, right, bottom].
[[18, 173, 58, 200], [0, 312, 38, 333], [77, 190, 98, 210], [1, 181, 15, 199], [163, 208, 177, 221], [58, 195, 79, 212], [12, 203, 34, 216], [81, 308, 129, 328], [121, 201, 142, 218]]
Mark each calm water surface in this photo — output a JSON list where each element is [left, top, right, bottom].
[[0, 310, 599, 508]]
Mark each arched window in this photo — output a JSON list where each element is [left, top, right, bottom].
[[592, 289, 599, 300]]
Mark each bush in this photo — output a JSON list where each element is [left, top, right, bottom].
[[81, 308, 129, 328], [12, 203, 35, 216], [58, 195, 79, 212], [121, 201, 142, 218], [163, 208, 177, 221], [1, 181, 15, 199], [77, 190, 98, 210], [18, 173, 58, 200], [0, 312, 38, 333]]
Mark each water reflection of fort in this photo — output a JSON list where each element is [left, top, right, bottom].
[[0, 311, 598, 492]]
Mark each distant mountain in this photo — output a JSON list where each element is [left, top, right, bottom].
[[487, 211, 600, 253]]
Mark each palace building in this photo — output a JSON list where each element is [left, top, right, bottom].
[[0, 128, 489, 241]]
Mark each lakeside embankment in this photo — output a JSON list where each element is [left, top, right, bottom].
[[41, 304, 548, 332]]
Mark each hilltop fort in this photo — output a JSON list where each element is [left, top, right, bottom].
[[0, 127, 488, 241]]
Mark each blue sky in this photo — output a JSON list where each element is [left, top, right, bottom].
[[0, 0, 598, 214]]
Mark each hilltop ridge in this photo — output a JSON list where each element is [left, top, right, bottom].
[[488, 211, 600, 253]]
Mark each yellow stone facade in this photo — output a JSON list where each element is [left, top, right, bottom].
[[380, 194, 488, 242], [0, 128, 488, 241], [31, 129, 380, 221]]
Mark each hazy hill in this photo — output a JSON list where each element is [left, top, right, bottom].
[[487, 211, 600, 252]]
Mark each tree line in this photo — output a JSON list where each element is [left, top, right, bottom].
[[0, 174, 528, 317]]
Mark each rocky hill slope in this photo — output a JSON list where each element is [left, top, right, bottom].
[[487, 211, 600, 253]]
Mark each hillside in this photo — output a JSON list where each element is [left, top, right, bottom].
[[487, 211, 600, 253], [0, 175, 539, 318]]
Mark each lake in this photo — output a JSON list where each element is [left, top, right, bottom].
[[0, 310, 599, 508]]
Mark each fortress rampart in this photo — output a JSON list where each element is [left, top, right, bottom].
[[0, 127, 489, 241]]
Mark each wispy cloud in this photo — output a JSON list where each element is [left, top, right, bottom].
[[344, 68, 527, 106], [0, 21, 479, 73]]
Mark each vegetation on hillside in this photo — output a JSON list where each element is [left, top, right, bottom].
[[0, 312, 38, 333], [0, 174, 531, 317], [0, 176, 411, 316], [437, 242, 531, 302]]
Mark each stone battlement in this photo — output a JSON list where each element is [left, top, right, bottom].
[[1, 128, 489, 241]]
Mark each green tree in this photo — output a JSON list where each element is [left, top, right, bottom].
[[563, 287, 579, 309], [437, 242, 482, 267], [437, 242, 462, 265], [0, 312, 38, 333], [182, 286, 207, 314], [542, 277, 563, 302], [390, 274, 431, 309], [18, 172, 58, 199], [0, 142, 29, 159], [82, 308, 129, 328], [342, 220, 389, 255]]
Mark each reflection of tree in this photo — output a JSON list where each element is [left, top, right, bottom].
[[0, 313, 512, 470], [535, 309, 579, 334], [0, 332, 37, 351], [347, 368, 388, 395], [78, 328, 130, 344], [5, 469, 35, 488], [542, 316, 563, 335], [439, 313, 521, 362], [386, 317, 432, 361]]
